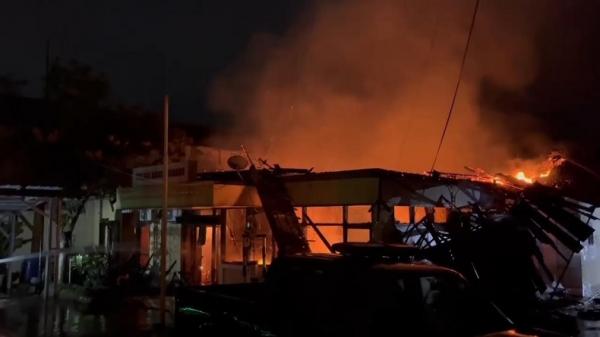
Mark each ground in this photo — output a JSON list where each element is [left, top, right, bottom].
[[0, 295, 173, 337], [1, 295, 600, 337]]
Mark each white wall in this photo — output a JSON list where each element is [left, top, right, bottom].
[[11, 212, 33, 257], [8, 197, 117, 257], [70, 197, 118, 248], [9, 212, 34, 275], [581, 207, 600, 298]]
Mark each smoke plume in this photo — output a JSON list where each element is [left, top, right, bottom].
[[210, 0, 551, 173], [479, 1, 600, 172]]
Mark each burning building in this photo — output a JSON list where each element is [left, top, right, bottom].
[[115, 152, 598, 306]]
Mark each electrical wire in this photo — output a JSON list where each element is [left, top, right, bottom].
[[430, 0, 481, 172]]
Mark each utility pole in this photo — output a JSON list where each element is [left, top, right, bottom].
[[159, 94, 169, 326]]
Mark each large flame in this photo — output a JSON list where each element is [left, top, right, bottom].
[[515, 171, 534, 184], [513, 169, 554, 184], [512, 152, 564, 184]]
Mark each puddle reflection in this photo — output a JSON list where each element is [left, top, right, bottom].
[[0, 296, 170, 337]]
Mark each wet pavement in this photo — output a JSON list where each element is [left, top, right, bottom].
[[2, 294, 600, 337], [0, 295, 173, 337]]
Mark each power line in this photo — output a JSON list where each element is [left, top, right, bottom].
[[430, 0, 481, 172]]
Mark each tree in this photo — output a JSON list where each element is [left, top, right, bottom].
[[1, 60, 211, 246]]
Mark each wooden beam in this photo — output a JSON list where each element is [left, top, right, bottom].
[[304, 213, 333, 253], [15, 211, 33, 230]]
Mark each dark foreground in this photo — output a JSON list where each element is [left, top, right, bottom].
[[1, 295, 600, 337], [0, 295, 172, 337]]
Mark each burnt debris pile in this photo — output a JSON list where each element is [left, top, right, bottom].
[[403, 181, 596, 331]]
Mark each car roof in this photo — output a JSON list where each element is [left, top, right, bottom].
[[273, 253, 466, 281], [371, 262, 466, 281]]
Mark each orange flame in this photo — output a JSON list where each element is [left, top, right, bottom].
[[511, 152, 564, 185], [515, 171, 534, 184], [514, 169, 553, 184]]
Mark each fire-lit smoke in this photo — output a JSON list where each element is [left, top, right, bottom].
[[210, 0, 550, 173]]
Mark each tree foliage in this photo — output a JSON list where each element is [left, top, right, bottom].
[[0, 60, 208, 194]]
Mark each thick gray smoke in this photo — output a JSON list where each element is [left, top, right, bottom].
[[210, 0, 551, 173]]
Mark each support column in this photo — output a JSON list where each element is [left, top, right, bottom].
[[43, 198, 53, 300], [371, 201, 394, 243], [6, 213, 16, 294], [342, 206, 349, 243], [8, 213, 15, 256], [218, 209, 227, 284], [32, 203, 45, 292], [57, 200, 64, 287]]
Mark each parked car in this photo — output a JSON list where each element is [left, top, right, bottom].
[[175, 244, 561, 337]]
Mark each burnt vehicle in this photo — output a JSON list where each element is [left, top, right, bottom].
[[175, 243, 539, 337]]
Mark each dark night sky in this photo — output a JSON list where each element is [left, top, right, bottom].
[[0, 0, 307, 123], [2, 0, 600, 171]]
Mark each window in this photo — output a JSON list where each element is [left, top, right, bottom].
[[394, 206, 410, 223], [347, 205, 371, 223], [306, 226, 343, 253], [347, 228, 370, 242], [433, 207, 448, 223], [306, 206, 343, 223], [394, 206, 427, 223]]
